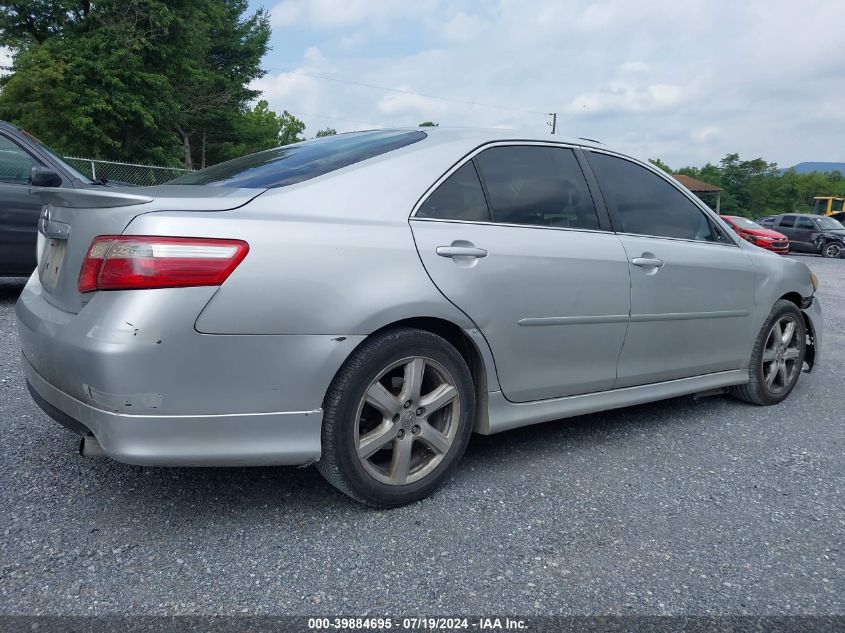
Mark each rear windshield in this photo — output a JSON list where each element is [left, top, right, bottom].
[[168, 130, 426, 189]]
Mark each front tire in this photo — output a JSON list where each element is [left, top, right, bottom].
[[821, 241, 842, 259], [317, 327, 475, 507], [730, 300, 806, 406]]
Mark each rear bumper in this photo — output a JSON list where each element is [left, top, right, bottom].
[[15, 274, 365, 466], [24, 357, 322, 466]]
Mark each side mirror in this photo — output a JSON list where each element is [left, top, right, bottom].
[[30, 166, 62, 188]]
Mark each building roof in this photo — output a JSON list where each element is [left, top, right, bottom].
[[673, 174, 722, 193]]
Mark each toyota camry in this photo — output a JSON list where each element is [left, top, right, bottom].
[[16, 129, 822, 506]]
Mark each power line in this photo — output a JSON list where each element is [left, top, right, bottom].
[[266, 67, 550, 117]]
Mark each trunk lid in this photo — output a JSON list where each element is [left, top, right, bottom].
[[33, 185, 265, 313]]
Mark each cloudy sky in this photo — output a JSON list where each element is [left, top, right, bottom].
[[252, 0, 844, 168]]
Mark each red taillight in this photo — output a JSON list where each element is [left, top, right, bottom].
[[78, 236, 249, 293]]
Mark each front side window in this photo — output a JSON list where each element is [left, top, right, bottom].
[[589, 152, 717, 242], [169, 130, 426, 189], [797, 217, 815, 230], [417, 162, 490, 222], [0, 135, 41, 184], [474, 146, 600, 230]]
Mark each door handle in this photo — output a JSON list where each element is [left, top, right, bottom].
[[436, 246, 488, 258], [632, 257, 664, 268]]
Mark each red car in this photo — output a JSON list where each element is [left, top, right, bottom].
[[720, 215, 789, 254]]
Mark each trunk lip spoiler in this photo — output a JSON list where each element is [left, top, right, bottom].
[[31, 187, 154, 209]]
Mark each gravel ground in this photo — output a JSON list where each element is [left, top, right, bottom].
[[0, 256, 842, 616]]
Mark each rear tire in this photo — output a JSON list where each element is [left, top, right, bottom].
[[730, 300, 806, 406], [317, 327, 475, 507]]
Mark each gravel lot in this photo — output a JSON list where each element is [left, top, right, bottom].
[[0, 256, 842, 616]]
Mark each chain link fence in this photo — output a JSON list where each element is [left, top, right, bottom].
[[64, 157, 193, 186]]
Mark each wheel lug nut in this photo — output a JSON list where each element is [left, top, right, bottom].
[[412, 425, 421, 435], [398, 429, 405, 439], [393, 414, 400, 423], [403, 401, 412, 409], [415, 408, 424, 416]]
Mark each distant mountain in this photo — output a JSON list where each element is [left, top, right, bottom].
[[779, 162, 845, 175]]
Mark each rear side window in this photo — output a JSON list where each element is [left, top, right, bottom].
[[417, 162, 491, 222], [474, 146, 600, 229], [780, 215, 796, 228], [589, 152, 717, 242], [0, 134, 40, 184], [169, 130, 426, 189]]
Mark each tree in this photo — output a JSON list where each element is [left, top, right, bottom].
[[0, 0, 270, 167], [648, 158, 672, 173], [209, 101, 304, 164], [169, 0, 271, 168], [653, 152, 845, 218], [419, 121, 439, 127], [315, 127, 337, 137], [277, 111, 305, 146]]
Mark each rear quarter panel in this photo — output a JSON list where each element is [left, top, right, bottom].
[[123, 155, 501, 390]]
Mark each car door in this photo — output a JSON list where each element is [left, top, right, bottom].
[[0, 133, 45, 275], [793, 217, 818, 252], [775, 215, 803, 250], [410, 144, 631, 402], [585, 150, 757, 388]]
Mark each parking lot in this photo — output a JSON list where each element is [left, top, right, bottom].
[[0, 256, 842, 616]]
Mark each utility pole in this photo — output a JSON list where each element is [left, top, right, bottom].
[[548, 112, 557, 134]]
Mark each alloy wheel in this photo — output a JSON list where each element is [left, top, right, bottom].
[[824, 243, 842, 258], [354, 356, 460, 486], [761, 315, 802, 394]]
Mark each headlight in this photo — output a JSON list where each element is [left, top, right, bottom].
[[810, 272, 819, 291]]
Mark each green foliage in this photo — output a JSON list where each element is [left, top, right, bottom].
[[418, 121, 439, 127], [648, 158, 672, 173], [315, 127, 337, 138], [0, 0, 292, 168], [277, 111, 306, 146], [209, 101, 305, 164], [668, 154, 845, 218]]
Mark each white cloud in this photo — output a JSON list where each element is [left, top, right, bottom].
[[567, 83, 689, 115], [619, 61, 650, 74], [0, 47, 12, 76], [376, 92, 449, 118], [270, 0, 439, 29], [258, 0, 845, 165], [441, 11, 488, 42]]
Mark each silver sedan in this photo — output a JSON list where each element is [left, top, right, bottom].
[[16, 129, 822, 506]]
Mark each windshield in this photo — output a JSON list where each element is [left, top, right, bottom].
[[727, 216, 764, 230], [817, 216, 845, 231], [169, 130, 427, 189], [19, 129, 92, 183]]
